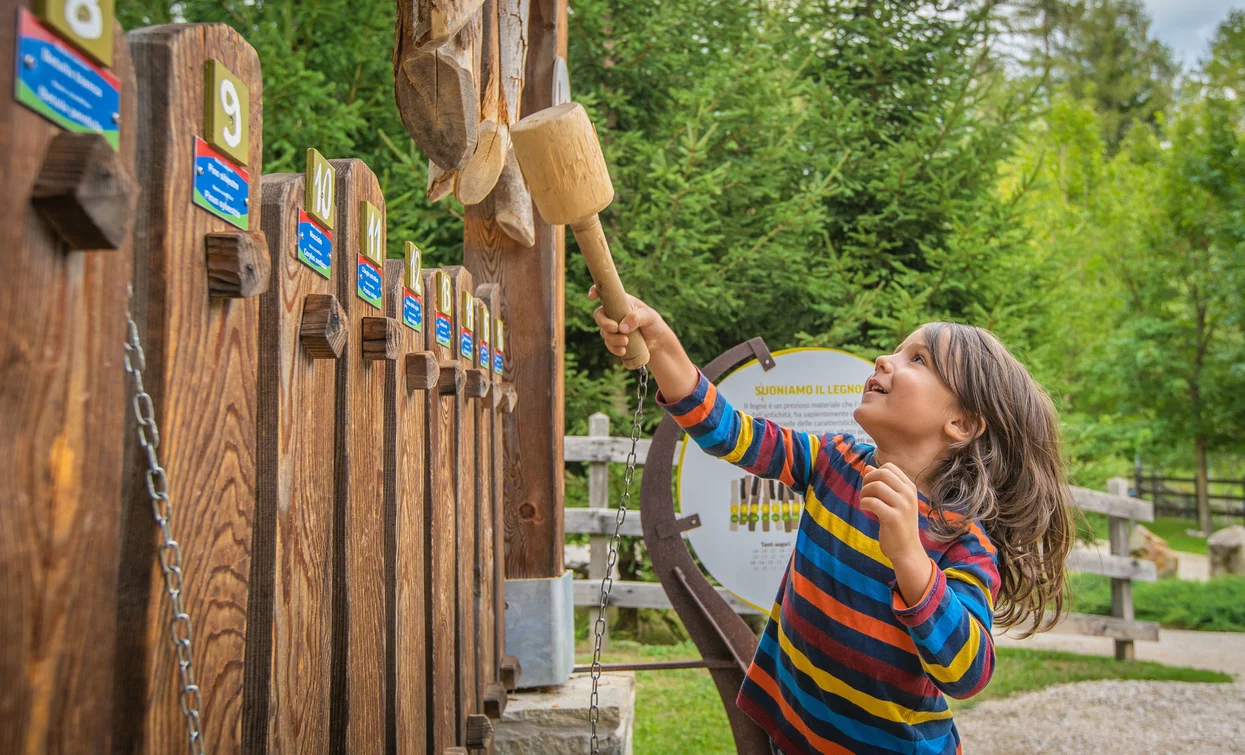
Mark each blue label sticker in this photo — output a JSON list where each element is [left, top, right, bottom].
[[435, 313, 452, 348], [357, 255, 383, 309], [192, 136, 250, 230], [14, 9, 121, 150], [460, 330, 474, 360], [403, 290, 422, 332], [478, 341, 489, 367], [493, 349, 504, 375], [297, 208, 332, 279]]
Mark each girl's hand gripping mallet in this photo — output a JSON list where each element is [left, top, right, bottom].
[[510, 102, 649, 369]]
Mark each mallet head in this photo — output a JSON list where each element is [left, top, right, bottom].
[[510, 102, 614, 226]]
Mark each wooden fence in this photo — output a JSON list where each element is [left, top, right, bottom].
[[1, 4, 535, 753], [1134, 468, 1245, 523], [567, 413, 1159, 661]]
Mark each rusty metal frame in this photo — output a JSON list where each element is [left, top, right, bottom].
[[638, 337, 776, 754]]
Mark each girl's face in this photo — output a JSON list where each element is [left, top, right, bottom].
[[853, 328, 964, 449]]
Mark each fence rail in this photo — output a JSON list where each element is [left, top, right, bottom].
[[568, 418, 1160, 654], [1134, 469, 1245, 522]]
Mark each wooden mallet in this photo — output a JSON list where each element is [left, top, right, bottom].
[[510, 102, 649, 370]]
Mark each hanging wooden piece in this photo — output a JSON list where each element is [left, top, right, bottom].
[[487, 0, 534, 245], [454, 0, 508, 205], [395, 0, 483, 171]]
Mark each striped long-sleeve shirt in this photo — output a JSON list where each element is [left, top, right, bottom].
[[656, 369, 1000, 755]]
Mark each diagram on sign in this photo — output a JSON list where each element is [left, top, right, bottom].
[[729, 476, 805, 534]]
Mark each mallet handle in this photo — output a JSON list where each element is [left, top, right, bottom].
[[570, 214, 649, 369]]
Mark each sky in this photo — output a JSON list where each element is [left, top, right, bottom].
[[1143, 0, 1244, 68]]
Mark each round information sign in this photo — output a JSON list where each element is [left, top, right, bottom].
[[676, 347, 876, 612]]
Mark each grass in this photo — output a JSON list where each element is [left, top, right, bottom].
[[1144, 517, 1212, 555], [577, 639, 1231, 754], [1068, 572, 1245, 632]]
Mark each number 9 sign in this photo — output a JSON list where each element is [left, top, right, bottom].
[[205, 60, 250, 166], [37, 0, 115, 67]]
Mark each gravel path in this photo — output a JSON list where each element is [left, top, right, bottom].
[[955, 626, 1245, 753], [957, 680, 1245, 754]]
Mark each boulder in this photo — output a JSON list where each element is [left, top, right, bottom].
[[1128, 524, 1179, 579], [1208, 525, 1245, 578]]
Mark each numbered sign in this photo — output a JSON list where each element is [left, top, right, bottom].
[[192, 136, 251, 229], [356, 200, 384, 309], [204, 60, 249, 166], [296, 207, 333, 279], [402, 241, 423, 331], [305, 148, 335, 229], [476, 303, 491, 369], [459, 291, 475, 360], [492, 318, 504, 375], [434, 270, 452, 348], [35, 0, 114, 67], [14, 8, 120, 149]]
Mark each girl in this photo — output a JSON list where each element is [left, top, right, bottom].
[[590, 286, 1073, 755]]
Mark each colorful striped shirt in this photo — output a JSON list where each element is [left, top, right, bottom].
[[656, 368, 1000, 755]]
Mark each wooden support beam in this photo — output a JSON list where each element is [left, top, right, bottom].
[[1, 16, 135, 754], [329, 158, 391, 755], [385, 259, 429, 754], [118, 23, 263, 753], [462, 0, 567, 584]]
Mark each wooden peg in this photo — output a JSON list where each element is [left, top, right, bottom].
[[465, 714, 494, 750], [362, 316, 402, 361], [464, 368, 491, 399], [498, 383, 518, 414], [439, 361, 466, 395], [483, 681, 508, 719], [32, 132, 138, 251], [206, 231, 271, 298], [499, 655, 521, 691], [405, 351, 440, 392], [301, 293, 347, 359]]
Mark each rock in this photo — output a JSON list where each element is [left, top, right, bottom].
[[1129, 524, 1179, 579], [1208, 525, 1245, 578], [494, 672, 635, 755]]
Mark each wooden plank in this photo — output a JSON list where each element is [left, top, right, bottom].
[[446, 265, 480, 741], [1066, 550, 1157, 582], [460, 0, 568, 582], [0, 15, 134, 754], [423, 266, 460, 752], [1069, 486, 1154, 522], [564, 435, 653, 464], [571, 579, 763, 615], [329, 158, 391, 755], [565, 507, 646, 538], [1005, 612, 1160, 642], [117, 24, 263, 754], [244, 173, 337, 753], [473, 283, 501, 700], [385, 258, 428, 754]]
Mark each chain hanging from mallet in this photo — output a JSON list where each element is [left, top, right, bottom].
[[511, 101, 652, 755], [123, 287, 207, 755]]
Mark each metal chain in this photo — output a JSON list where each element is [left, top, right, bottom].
[[123, 287, 207, 755], [589, 367, 649, 755]]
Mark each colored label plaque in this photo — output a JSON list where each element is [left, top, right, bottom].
[[192, 136, 250, 230]]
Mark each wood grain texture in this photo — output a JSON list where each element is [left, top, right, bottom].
[[0, 14, 134, 755], [242, 173, 337, 755], [206, 230, 271, 299], [116, 23, 262, 755], [462, 90, 565, 580], [465, 0, 568, 581], [446, 266, 480, 741], [454, 0, 508, 205], [473, 284, 500, 700], [328, 158, 389, 755], [383, 260, 428, 755], [422, 267, 459, 752], [31, 131, 139, 250]]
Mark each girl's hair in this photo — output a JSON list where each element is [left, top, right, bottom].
[[920, 321, 1073, 636]]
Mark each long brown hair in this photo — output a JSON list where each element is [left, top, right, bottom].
[[919, 321, 1073, 636]]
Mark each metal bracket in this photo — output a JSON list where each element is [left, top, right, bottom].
[[655, 513, 701, 539]]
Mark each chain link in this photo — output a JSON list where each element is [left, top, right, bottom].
[[123, 287, 207, 755], [589, 367, 649, 755]]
